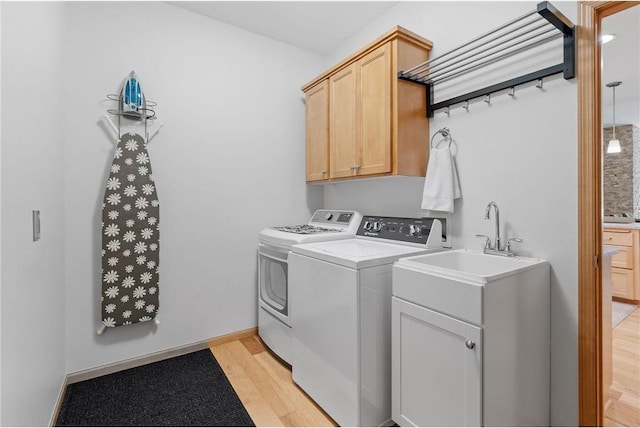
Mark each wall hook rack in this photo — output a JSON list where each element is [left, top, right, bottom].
[[398, 1, 574, 117]]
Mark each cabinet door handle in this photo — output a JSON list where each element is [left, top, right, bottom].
[[321, 169, 326, 175], [465, 339, 475, 349]]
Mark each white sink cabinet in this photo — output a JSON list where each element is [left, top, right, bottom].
[[391, 249, 550, 427]]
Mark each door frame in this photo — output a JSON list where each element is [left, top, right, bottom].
[[578, 2, 639, 426]]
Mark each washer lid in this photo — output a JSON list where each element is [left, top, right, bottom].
[[259, 228, 355, 248], [291, 238, 444, 269]]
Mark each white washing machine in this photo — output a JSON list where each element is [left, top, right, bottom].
[[258, 210, 362, 364], [289, 215, 450, 427]]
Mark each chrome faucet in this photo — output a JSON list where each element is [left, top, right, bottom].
[[484, 201, 501, 252], [475, 201, 523, 257]]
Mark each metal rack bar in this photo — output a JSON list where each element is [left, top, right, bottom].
[[398, 1, 575, 117], [402, 9, 538, 75], [430, 30, 560, 84], [411, 17, 549, 79]]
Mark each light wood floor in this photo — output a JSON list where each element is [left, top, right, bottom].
[[211, 323, 640, 428], [605, 307, 640, 427], [210, 336, 337, 427]]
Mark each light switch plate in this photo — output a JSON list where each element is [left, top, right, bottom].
[[33, 210, 40, 241]]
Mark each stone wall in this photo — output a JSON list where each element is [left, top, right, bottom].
[[634, 125, 640, 216], [603, 124, 637, 216]]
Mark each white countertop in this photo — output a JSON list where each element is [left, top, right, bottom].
[[603, 222, 640, 230], [603, 247, 620, 257]]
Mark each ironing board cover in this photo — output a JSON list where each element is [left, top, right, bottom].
[[101, 133, 159, 328]]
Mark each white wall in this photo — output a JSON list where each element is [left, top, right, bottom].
[[1, 2, 67, 425], [62, 2, 323, 373], [0, 3, 3, 423], [322, 2, 578, 425], [0, 1, 581, 425]]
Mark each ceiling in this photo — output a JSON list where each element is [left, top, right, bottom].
[[170, 1, 398, 55], [602, 5, 640, 127], [171, 1, 637, 125]]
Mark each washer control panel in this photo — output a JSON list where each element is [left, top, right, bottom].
[[356, 216, 447, 245], [310, 210, 356, 225]]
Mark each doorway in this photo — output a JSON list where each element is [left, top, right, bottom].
[[578, 1, 640, 426]]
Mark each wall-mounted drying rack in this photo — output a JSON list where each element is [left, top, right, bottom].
[[398, 1, 575, 117]]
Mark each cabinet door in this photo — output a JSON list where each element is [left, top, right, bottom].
[[305, 81, 329, 182], [357, 43, 391, 176], [392, 297, 482, 427], [611, 267, 635, 299], [330, 63, 358, 179], [604, 245, 634, 269]]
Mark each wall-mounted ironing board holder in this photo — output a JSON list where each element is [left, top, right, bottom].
[[101, 112, 163, 144], [104, 92, 162, 144]]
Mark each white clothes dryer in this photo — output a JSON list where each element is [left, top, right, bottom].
[[257, 210, 361, 364], [289, 216, 450, 427]]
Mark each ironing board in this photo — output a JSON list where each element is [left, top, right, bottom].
[[101, 132, 159, 328]]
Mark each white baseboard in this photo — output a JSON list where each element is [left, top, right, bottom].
[[49, 374, 69, 427], [66, 339, 210, 385]]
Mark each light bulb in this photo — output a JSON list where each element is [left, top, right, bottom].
[[601, 34, 616, 44], [607, 139, 621, 153]]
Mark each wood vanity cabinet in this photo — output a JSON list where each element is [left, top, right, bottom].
[[302, 26, 432, 183], [604, 227, 640, 301]]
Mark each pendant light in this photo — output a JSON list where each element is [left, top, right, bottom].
[[606, 81, 622, 153]]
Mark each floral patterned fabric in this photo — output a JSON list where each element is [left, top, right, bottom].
[[101, 133, 159, 328]]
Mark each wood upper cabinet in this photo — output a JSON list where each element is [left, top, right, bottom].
[[303, 26, 432, 183], [305, 80, 329, 182], [357, 44, 392, 177], [329, 63, 358, 179]]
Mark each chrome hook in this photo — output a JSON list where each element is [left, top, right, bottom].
[[508, 87, 515, 97], [445, 106, 450, 117], [536, 79, 543, 89], [463, 100, 469, 111], [484, 94, 491, 104]]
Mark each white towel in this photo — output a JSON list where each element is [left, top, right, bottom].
[[421, 146, 461, 213]]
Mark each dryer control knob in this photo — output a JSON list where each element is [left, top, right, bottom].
[[409, 224, 421, 236], [372, 222, 383, 232], [364, 221, 372, 231], [325, 213, 333, 221]]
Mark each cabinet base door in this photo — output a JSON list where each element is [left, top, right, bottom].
[[392, 297, 482, 427], [611, 267, 635, 299]]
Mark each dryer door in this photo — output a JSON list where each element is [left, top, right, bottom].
[[258, 243, 289, 320]]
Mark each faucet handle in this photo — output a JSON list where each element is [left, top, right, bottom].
[[506, 238, 523, 252], [475, 234, 491, 250]]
